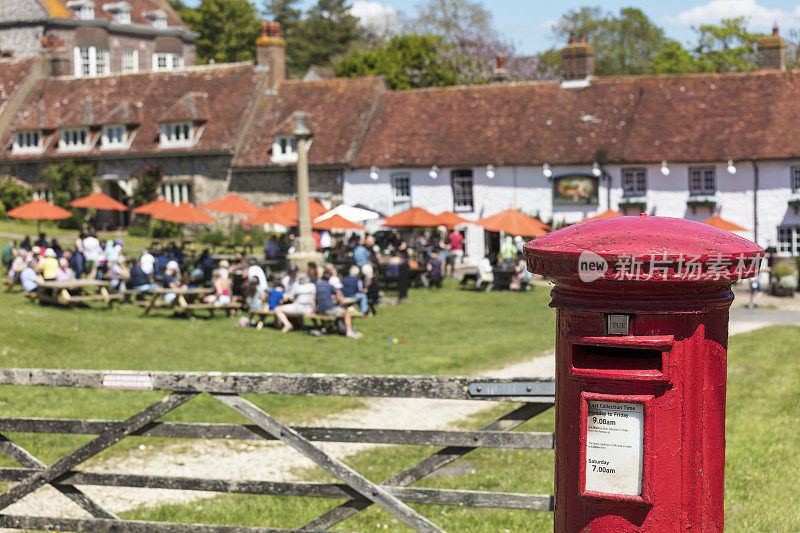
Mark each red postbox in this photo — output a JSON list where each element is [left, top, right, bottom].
[[524, 215, 762, 532]]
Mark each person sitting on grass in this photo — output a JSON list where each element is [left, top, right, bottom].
[[267, 283, 285, 310], [20, 258, 40, 293], [203, 268, 232, 307], [54, 258, 73, 282], [341, 265, 368, 315], [426, 250, 443, 289], [274, 273, 316, 333], [316, 270, 362, 338]]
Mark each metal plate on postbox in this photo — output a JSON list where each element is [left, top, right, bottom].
[[468, 381, 555, 397], [607, 314, 630, 336]]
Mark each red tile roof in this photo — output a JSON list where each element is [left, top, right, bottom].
[[38, 0, 186, 28], [0, 58, 40, 116], [353, 70, 800, 168], [233, 76, 385, 168], [2, 63, 264, 157]]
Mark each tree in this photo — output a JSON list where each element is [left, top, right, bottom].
[[692, 17, 761, 72], [335, 34, 458, 89], [0, 176, 32, 216], [335, 32, 556, 89], [131, 164, 163, 208], [652, 40, 699, 74], [412, 0, 495, 42], [290, 0, 363, 75], [553, 7, 670, 75], [181, 0, 261, 64], [42, 162, 94, 229]]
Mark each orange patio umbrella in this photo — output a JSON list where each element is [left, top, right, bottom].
[[69, 192, 128, 211], [579, 209, 623, 223], [7, 199, 72, 221], [383, 207, 444, 228], [312, 214, 366, 232], [702, 215, 748, 232], [241, 206, 296, 227], [133, 198, 172, 215], [271, 199, 328, 221], [475, 209, 549, 237], [198, 193, 259, 215], [7, 198, 72, 231], [150, 202, 215, 225], [437, 211, 469, 229]]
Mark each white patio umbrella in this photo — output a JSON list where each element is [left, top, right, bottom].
[[313, 204, 381, 224]]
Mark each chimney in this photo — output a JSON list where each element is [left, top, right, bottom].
[[561, 34, 594, 80], [757, 25, 786, 71], [256, 21, 286, 89], [493, 54, 510, 82], [41, 36, 70, 77]]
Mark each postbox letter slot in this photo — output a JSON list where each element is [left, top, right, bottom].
[[571, 344, 670, 383]]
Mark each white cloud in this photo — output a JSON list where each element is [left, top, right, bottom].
[[669, 0, 800, 29], [350, 1, 401, 40]]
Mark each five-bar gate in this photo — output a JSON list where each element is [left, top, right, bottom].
[[0, 368, 555, 532]]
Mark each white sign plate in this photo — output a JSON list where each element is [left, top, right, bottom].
[[102, 372, 153, 390], [585, 400, 644, 496]]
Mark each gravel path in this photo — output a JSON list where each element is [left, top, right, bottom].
[[1, 354, 556, 520]]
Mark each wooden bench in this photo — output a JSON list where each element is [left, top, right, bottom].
[[176, 298, 241, 318], [250, 308, 363, 330], [35, 280, 118, 308]]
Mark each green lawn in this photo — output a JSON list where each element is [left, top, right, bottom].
[[1, 282, 797, 531], [0, 218, 151, 251], [126, 326, 800, 532], [0, 280, 555, 464]]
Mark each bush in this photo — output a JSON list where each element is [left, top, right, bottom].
[[199, 228, 226, 245], [773, 263, 796, 278], [42, 162, 94, 229], [126, 225, 149, 238], [233, 225, 267, 246], [149, 219, 182, 238]]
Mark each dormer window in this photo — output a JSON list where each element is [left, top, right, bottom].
[[103, 2, 132, 23], [160, 122, 194, 148], [271, 136, 298, 163], [144, 9, 168, 29], [67, 0, 95, 20], [101, 125, 128, 149], [12, 130, 43, 154], [59, 127, 91, 152]]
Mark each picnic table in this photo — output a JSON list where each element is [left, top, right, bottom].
[[36, 279, 121, 307], [139, 287, 239, 318]]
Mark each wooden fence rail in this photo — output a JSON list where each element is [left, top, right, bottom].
[[0, 368, 556, 532]]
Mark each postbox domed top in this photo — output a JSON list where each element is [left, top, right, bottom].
[[525, 215, 763, 284]]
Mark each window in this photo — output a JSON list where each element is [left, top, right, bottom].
[[777, 226, 800, 255], [122, 49, 138, 73], [451, 170, 474, 212], [160, 182, 191, 204], [391, 173, 411, 212], [622, 167, 647, 196], [791, 166, 800, 193], [688, 166, 716, 195], [12, 130, 43, 154], [101, 125, 127, 149], [74, 46, 110, 77], [115, 8, 130, 23], [152, 14, 167, 28], [59, 127, 91, 151], [159, 122, 194, 147], [67, 0, 95, 19], [32, 187, 51, 201], [271, 136, 298, 162], [152, 53, 183, 72]]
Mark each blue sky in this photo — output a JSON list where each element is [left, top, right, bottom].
[[186, 1, 800, 55]]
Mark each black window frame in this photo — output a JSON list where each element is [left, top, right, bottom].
[[451, 169, 474, 213], [688, 166, 716, 196], [621, 167, 647, 196]]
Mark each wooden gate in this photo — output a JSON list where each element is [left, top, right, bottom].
[[0, 368, 555, 532]]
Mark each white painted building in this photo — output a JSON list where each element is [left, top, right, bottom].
[[345, 31, 800, 258]]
